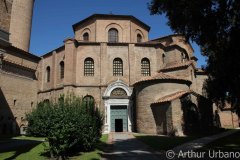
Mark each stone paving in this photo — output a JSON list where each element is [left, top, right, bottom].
[[103, 129, 240, 160], [102, 132, 161, 160]]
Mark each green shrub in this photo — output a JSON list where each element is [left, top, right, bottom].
[[26, 95, 103, 159]]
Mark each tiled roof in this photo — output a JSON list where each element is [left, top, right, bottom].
[[134, 72, 191, 85], [3, 58, 37, 70], [152, 90, 190, 104], [160, 61, 194, 72]]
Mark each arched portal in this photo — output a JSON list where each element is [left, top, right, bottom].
[[103, 80, 132, 133]]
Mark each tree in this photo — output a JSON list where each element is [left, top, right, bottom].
[[26, 95, 103, 159], [148, 0, 240, 116]]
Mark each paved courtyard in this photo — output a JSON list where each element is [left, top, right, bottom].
[[102, 133, 161, 160]]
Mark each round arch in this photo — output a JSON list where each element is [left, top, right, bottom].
[[103, 79, 132, 98], [135, 29, 144, 42], [81, 28, 91, 41], [105, 23, 123, 42]]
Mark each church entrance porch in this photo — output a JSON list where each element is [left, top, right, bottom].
[[103, 80, 133, 133], [110, 106, 128, 132]]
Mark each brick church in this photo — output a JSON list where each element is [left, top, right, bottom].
[[0, 0, 238, 136]]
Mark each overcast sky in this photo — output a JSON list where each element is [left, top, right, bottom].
[[30, 0, 206, 67]]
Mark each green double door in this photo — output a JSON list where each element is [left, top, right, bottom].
[[110, 106, 128, 132]]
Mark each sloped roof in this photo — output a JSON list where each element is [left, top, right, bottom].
[[134, 72, 191, 85], [160, 61, 194, 72], [152, 90, 190, 104]]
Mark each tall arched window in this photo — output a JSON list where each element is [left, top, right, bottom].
[[46, 66, 50, 82], [83, 95, 94, 107], [60, 61, 64, 79], [141, 58, 151, 76], [84, 58, 94, 76], [108, 28, 118, 42], [137, 34, 142, 43], [83, 32, 89, 41], [113, 58, 123, 76]]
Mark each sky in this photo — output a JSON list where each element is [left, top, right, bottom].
[[30, 0, 206, 68]]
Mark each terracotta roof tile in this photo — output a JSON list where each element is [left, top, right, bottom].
[[152, 90, 190, 104], [160, 61, 194, 72], [134, 72, 191, 85], [3, 58, 36, 70]]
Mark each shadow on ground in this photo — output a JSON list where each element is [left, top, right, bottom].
[[0, 138, 42, 160]]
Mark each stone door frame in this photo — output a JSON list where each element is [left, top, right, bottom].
[[103, 80, 132, 133]]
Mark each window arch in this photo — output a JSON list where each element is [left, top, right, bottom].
[[83, 95, 94, 107], [141, 58, 151, 76], [46, 66, 50, 82], [108, 28, 118, 42], [84, 58, 94, 76], [60, 61, 64, 79], [137, 34, 142, 43], [110, 88, 127, 97], [113, 58, 123, 76], [83, 32, 89, 41]]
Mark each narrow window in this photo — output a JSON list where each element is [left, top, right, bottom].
[[83, 95, 94, 107], [84, 58, 94, 76], [60, 61, 64, 79], [181, 52, 186, 63], [162, 54, 165, 64], [141, 58, 151, 76], [83, 32, 89, 41], [137, 34, 142, 43], [113, 58, 123, 76], [46, 66, 50, 82], [108, 28, 118, 42]]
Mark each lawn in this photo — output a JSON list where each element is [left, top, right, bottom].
[[0, 134, 108, 160], [199, 130, 240, 152], [134, 134, 198, 151]]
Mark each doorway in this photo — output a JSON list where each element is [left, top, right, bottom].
[[110, 105, 128, 132], [115, 119, 123, 132]]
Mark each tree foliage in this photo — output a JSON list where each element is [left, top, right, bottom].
[[26, 95, 103, 159], [149, 0, 240, 115]]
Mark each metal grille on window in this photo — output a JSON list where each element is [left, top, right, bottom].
[[60, 61, 64, 79], [108, 28, 118, 43], [113, 58, 123, 76], [110, 88, 127, 97], [83, 32, 89, 41], [83, 95, 94, 107], [141, 58, 150, 76], [84, 58, 94, 76]]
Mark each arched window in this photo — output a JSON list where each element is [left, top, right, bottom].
[[113, 58, 123, 76], [137, 34, 142, 43], [46, 66, 50, 82], [84, 58, 94, 76], [108, 28, 118, 43], [83, 32, 89, 41], [141, 58, 151, 76], [60, 61, 64, 79], [83, 95, 94, 107]]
